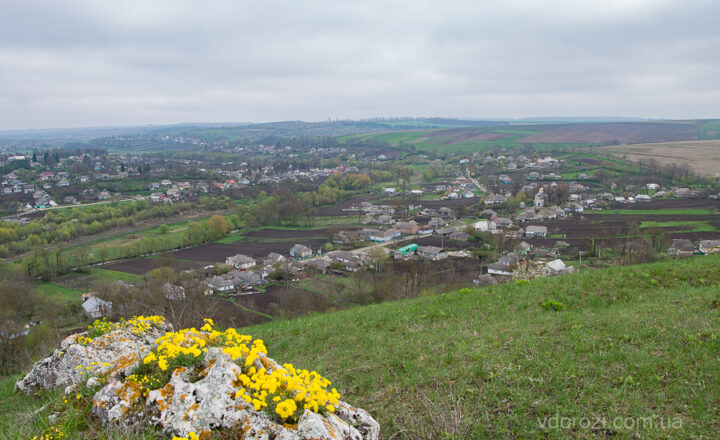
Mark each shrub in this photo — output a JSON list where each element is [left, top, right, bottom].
[[541, 299, 566, 311]]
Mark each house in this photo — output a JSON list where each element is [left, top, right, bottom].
[[647, 183, 660, 190], [546, 259, 573, 275], [63, 196, 78, 205], [449, 231, 469, 241], [147, 192, 163, 204], [377, 214, 395, 225], [674, 188, 691, 198], [567, 202, 584, 213], [97, 191, 111, 200], [264, 252, 286, 265], [382, 187, 398, 196], [369, 229, 400, 242], [207, 276, 235, 292], [39, 171, 54, 181], [435, 227, 456, 237], [525, 225, 548, 238], [487, 262, 513, 276], [416, 246, 448, 261], [82, 296, 112, 320], [226, 254, 257, 270], [635, 194, 651, 203], [474, 220, 496, 232], [79, 175, 90, 183], [538, 207, 559, 220], [698, 240, 720, 254], [393, 243, 418, 260], [333, 230, 361, 245], [162, 282, 186, 301], [498, 174, 512, 184], [527, 172, 540, 181], [495, 217, 513, 228], [325, 250, 357, 264], [484, 194, 506, 205], [462, 190, 475, 199], [670, 239, 696, 257], [517, 209, 541, 222], [290, 244, 312, 259], [438, 207, 454, 219], [488, 252, 521, 276], [303, 258, 331, 274], [230, 270, 264, 286], [428, 217, 448, 228], [534, 188, 546, 208], [396, 221, 419, 235]]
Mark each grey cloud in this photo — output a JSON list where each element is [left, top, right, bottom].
[[0, 0, 719, 129]]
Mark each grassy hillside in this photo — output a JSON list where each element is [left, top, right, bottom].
[[3, 256, 720, 439]]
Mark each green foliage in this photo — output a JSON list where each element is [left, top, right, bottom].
[[540, 299, 566, 311]]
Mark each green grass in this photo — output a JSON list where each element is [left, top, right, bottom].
[[36, 282, 85, 303], [5, 256, 720, 438], [587, 208, 715, 215], [640, 220, 717, 232], [251, 256, 720, 438], [90, 268, 144, 283]]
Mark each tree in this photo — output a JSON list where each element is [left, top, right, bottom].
[[368, 246, 388, 272], [206, 215, 230, 241], [0, 278, 57, 375], [32, 151, 37, 162], [185, 221, 207, 245]]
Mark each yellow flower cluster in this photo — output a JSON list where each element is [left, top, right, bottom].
[[74, 361, 110, 371], [29, 426, 64, 440], [133, 318, 340, 426], [143, 325, 208, 372], [234, 363, 340, 419], [84, 315, 166, 340], [125, 315, 166, 334], [172, 433, 199, 440], [126, 373, 164, 390], [75, 335, 93, 345]]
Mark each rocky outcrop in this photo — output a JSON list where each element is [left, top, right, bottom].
[[15, 320, 170, 393], [17, 317, 379, 440]]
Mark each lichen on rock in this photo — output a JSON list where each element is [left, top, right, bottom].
[[17, 316, 379, 440]]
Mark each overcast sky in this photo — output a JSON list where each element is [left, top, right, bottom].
[[1, 0, 719, 129]]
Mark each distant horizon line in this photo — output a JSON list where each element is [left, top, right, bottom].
[[2, 115, 716, 134]]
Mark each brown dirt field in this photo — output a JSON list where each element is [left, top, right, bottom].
[[103, 258, 206, 275], [242, 228, 335, 240], [313, 195, 375, 216], [170, 234, 329, 263], [616, 199, 720, 210], [579, 158, 604, 166], [519, 122, 699, 144], [598, 139, 720, 176], [425, 129, 511, 145], [235, 284, 328, 316]]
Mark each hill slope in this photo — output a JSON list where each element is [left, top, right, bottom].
[[3, 256, 720, 439]]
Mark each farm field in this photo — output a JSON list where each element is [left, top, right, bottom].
[[598, 139, 720, 176], [342, 121, 708, 153], [518, 199, 720, 255]]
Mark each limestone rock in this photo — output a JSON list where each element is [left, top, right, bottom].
[[15, 322, 169, 393], [18, 321, 380, 440]]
